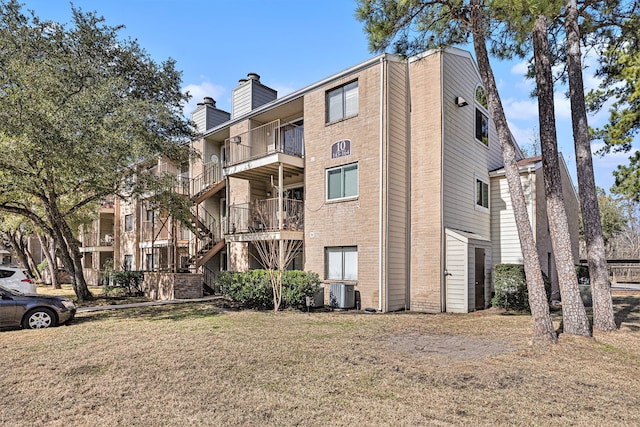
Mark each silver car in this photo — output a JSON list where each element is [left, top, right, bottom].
[[0, 267, 37, 294], [0, 285, 76, 329]]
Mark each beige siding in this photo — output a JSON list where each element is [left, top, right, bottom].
[[441, 52, 502, 238], [445, 231, 467, 313], [232, 84, 252, 119], [490, 172, 536, 265], [534, 168, 554, 283], [386, 60, 409, 311], [560, 156, 580, 263], [533, 155, 580, 289]]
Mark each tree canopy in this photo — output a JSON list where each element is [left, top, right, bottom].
[[0, 1, 195, 299]]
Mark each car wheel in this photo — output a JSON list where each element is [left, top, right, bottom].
[[22, 308, 57, 329]]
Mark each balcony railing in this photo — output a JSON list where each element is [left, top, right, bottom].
[[191, 161, 222, 196], [155, 159, 190, 196], [142, 220, 169, 241], [80, 233, 114, 247], [224, 120, 304, 167], [227, 198, 304, 234]]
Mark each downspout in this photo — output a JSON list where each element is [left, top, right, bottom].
[[440, 53, 446, 312], [379, 56, 385, 312], [278, 162, 284, 271], [405, 59, 412, 311]]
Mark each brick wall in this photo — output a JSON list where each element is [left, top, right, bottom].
[[303, 63, 384, 310], [408, 53, 445, 313], [143, 272, 203, 300]]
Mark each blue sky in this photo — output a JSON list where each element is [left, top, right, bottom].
[[21, 0, 636, 193]]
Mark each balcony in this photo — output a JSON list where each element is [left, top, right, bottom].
[[224, 119, 304, 180], [191, 161, 224, 203], [79, 232, 114, 250], [155, 159, 190, 196], [141, 220, 169, 242], [226, 198, 304, 242]]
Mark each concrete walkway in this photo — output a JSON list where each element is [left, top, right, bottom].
[[77, 295, 223, 313]]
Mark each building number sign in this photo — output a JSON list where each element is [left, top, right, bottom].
[[331, 139, 351, 159]]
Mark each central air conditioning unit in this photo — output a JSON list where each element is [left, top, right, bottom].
[[329, 283, 355, 309], [306, 286, 324, 308]]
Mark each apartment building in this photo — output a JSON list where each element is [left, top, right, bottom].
[[81, 47, 578, 312], [78, 198, 115, 285]]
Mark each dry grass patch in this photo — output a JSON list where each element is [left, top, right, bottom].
[[1, 296, 639, 426], [36, 284, 151, 307]]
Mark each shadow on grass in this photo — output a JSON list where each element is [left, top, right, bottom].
[[72, 302, 225, 325], [552, 295, 640, 335], [614, 295, 640, 331]]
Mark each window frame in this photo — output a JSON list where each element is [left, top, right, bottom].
[[124, 214, 134, 232], [325, 246, 358, 281], [325, 80, 359, 124], [474, 85, 489, 147], [326, 163, 358, 202], [475, 175, 490, 212]]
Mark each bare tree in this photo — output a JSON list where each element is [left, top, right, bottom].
[[251, 202, 303, 311]]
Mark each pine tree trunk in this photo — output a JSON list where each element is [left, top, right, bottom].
[[471, 1, 557, 343], [532, 14, 590, 337], [565, 0, 617, 332]]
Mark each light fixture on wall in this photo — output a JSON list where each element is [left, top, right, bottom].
[[455, 96, 469, 107]]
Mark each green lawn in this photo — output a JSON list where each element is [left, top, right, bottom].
[[1, 294, 639, 426]]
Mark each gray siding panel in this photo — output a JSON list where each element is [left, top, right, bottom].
[[490, 173, 534, 266], [441, 52, 502, 240], [445, 232, 467, 313], [387, 60, 408, 312]]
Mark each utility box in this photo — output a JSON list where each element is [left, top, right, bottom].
[[329, 283, 355, 309], [308, 286, 324, 307]]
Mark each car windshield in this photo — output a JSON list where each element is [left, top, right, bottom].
[[0, 284, 22, 296]]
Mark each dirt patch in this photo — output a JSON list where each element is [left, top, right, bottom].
[[386, 333, 515, 362]]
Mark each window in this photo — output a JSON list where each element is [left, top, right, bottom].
[[146, 210, 155, 221], [145, 253, 156, 271], [476, 178, 489, 210], [325, 247, 358, 281], [475, 86, 489, 146], [327, 163, 358, 201], [125, 214, 133, 232], [0, 269, 15, 278], [326, 81, 358, 123], [124, 255, 133, 271]]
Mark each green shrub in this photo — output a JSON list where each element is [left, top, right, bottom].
[[491, 264, 551, 312], [110, 271, 144, 296], [281, 270, 322, 308], [217, 270, 322, 310]]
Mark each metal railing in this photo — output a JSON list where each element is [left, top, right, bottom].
[[227, 198, 304, 234], [192, 205, 218, 241], [142, 220, 169, 241], [610, 265, 640, 284], [202, 265, 218, 293], [191, 161, 222, 196], [224, 120, 304, 167], [80, 233, 114, 247]]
